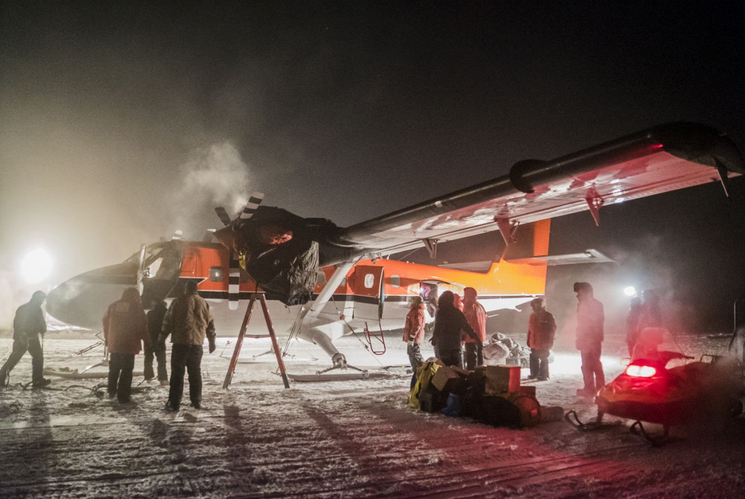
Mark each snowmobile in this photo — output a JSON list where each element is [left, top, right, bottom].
[[567, 350, 744, 445]]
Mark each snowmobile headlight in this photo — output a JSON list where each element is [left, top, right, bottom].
[[625, 365, 657, 378]]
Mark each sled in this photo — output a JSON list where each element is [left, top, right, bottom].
[[287, 372, 394, 383], [44, 367, 144, 379]]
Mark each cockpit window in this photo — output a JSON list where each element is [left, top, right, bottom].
[[124, 242, 182, 280], [124, 243, 166, 266]]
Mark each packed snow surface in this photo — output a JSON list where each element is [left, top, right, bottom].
[[0, 333, 743, 498]]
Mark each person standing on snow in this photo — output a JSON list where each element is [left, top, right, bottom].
[[144, 299, 168, 385], [103, 288, 150, 403], [638, 289, 662, 331], [625, 297, 643, 358], [403, 296, 426, 372], [462, 287, 487, 370], [574, 282, 605, 397], [159, 280, 216, 411], [0, 291, 50, 389], [432, 291, 482, 368], [526, 297, 556, 381]]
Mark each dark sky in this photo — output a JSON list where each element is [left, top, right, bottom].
[[1, 1, 744, 331]]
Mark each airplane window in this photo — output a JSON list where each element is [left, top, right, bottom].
[[364, 274, 375, 289], [210, 266, 224, 282], [390, 275, 400, 288], [124, 243, 165, 265]]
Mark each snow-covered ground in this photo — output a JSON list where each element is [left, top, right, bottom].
[[0, 333, 743, 498]]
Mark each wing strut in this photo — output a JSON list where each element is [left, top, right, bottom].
[[495, 216, 519, 247], [423, 238, 438, 259], [585, 187, 605, 227], [717, 162, 731, 198]]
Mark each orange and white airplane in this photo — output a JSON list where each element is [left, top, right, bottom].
[[46, 122, 743, 368]]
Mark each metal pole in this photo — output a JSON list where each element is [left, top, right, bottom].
[[222, 293, 257, 389], [259, 294, 291, 389]]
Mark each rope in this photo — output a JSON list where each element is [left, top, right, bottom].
[[328, 295, 387, 369]]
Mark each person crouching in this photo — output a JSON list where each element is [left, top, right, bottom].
[[103, 288, 150, 403], [527, 297, 556, 381]]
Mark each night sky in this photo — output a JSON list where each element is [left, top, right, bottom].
[[1, 1, 744, 332]]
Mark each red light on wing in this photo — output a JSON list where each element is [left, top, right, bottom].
[[625, 365, 657, 377], [651, 143, 664, 149]]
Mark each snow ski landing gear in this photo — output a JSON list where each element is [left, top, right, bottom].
[[564, 409, 608, 431], [630, 420, 671, 447]]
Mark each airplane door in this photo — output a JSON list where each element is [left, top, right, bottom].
[[419, 281, 439, 319], [349, 265, 385, 321], [141, 242, 184, 307]]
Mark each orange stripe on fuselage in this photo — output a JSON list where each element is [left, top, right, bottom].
[[180, 242, 546, 299], [316, 258, 547, 298]]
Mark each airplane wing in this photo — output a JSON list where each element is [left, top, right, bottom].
[[218, 122, 743, 305], [328, 122, 743, 257]]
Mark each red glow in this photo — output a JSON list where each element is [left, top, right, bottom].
[[625, 365, 657, 377], [651, 143, 664, 149]]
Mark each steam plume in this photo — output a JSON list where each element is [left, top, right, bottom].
[[170, 142, 251, 236]]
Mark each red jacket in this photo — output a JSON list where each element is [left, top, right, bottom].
[[527, 309, 556, 350], [462, 301, 487, 344], [103, 289, 150, 355], [403, 305, 425, 343]]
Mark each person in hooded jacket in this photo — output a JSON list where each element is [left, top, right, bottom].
[[144, 299, 168, 385], [403, 296, 426, 371], [527, 297, 556, 381], [432, 291, 482, 368], [103, 288, 150, 403], [462, 287, 487, 370], [159, 281, 216, 410], [0, 291, 50, 388], [574, 282, 605, 397]]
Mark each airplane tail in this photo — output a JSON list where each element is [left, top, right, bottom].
[[501, 219, 551, 261], [481, 220, 551, 297]]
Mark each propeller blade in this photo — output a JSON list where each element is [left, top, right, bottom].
[[238, 192, 265, 222], [215, 207, 232, 227], [228, 251, 240, 310]]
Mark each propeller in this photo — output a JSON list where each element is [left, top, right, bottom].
[[215, 192, 265, 310]]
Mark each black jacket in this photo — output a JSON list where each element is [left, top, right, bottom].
[[433, 306, 479, 352], [13, 302, 47, 340], [147, 303, 168, 344]]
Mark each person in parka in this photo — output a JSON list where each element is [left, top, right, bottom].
[[526, 297, 556, 381], [159, 280, 216, 410], [462, 287, 487, 370], [574, 282, 605, 397], [144, 299, 168, 384], [432, 291, 482, 368], [103, 288, 150, 403], [403, 296, 426, 371], [0, 291, 50, 389]]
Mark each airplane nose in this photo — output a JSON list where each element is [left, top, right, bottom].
[[46, 264, 138, 330]]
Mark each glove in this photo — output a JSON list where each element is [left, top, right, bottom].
[[208, 339, 216, 354], [407, 340, 414, 347]]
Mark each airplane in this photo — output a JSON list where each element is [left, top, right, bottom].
[[46, 122, 743, 369]]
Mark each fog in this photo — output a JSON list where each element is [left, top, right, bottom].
[[1, 2, 744, 330]]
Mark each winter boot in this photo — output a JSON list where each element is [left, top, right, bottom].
[[32, 378, 52, 389]]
